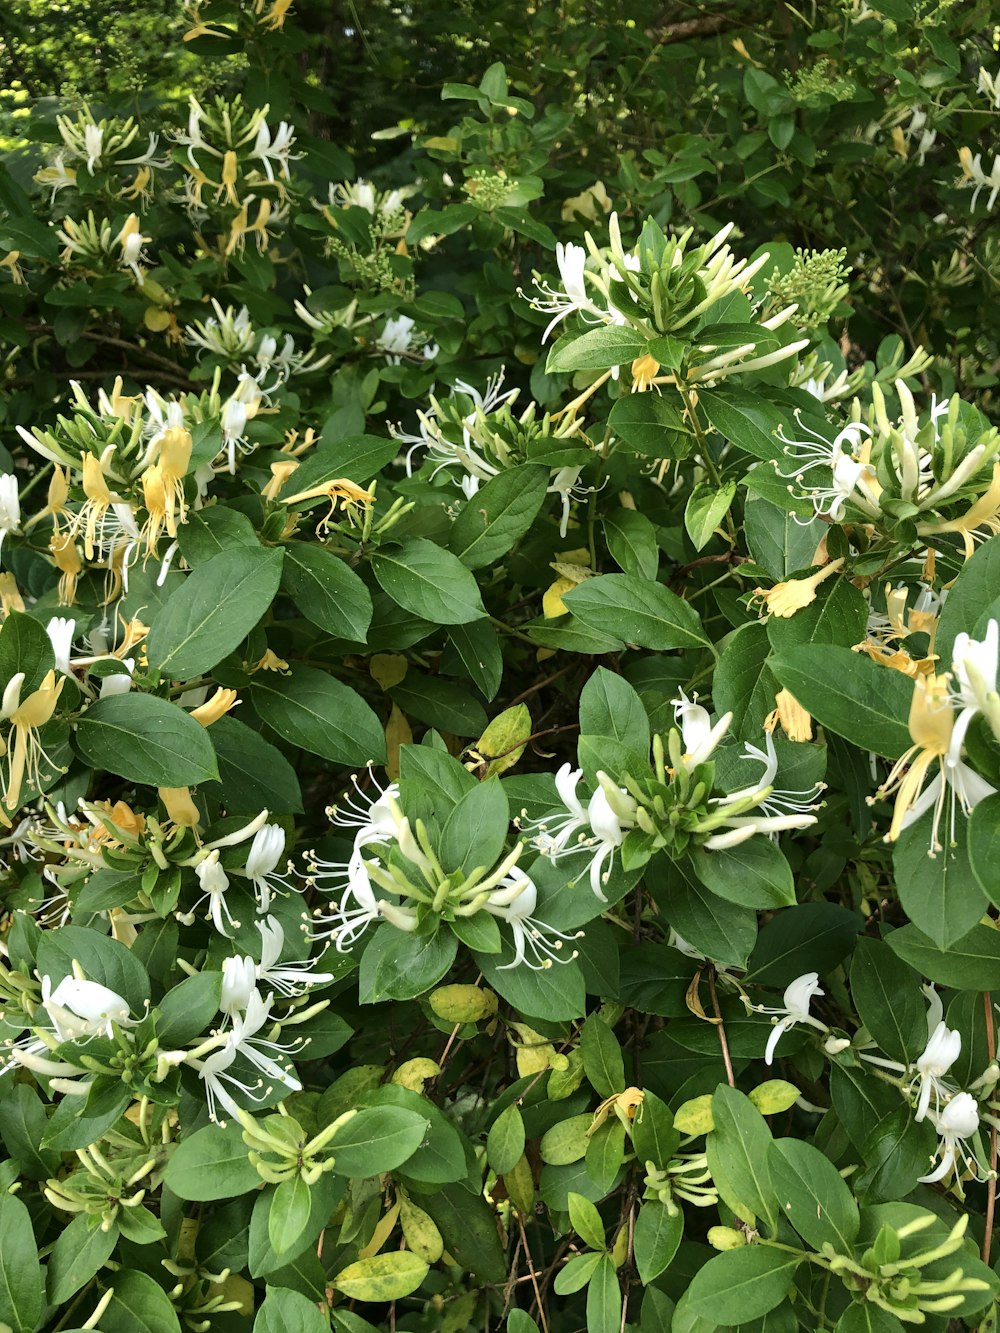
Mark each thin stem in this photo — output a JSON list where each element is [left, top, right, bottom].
[[708, 967, 735, 1087], [983, 990, 997, 1266]]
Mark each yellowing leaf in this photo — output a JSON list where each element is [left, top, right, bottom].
[[399, 1196, 444, 1262], [370, 653, 408, 689], [672, 1094, 715, 1136], [390, 1058, 440, 1092], [748, 1080, 799, 1116], [430, 984, 498, 1023], [543, 575, 576, 618], [475, 704, 532, 777], [708, 1226, 748, 1251], [333, 1251, 429, 1301], [143, 306, 172, 332], [503, 1152, 535, 1214], [357, 1201, 401, 1259], [385, 702, 413, 780]]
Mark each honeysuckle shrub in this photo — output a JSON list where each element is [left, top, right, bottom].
[[1, 5, 1000, 1333]]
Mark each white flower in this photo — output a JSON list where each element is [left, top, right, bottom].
[[188, 850, 240, 936], [252, 119, 297, 182], [716, 732, 824, 822], [521, 764, 636, 900], [255, 915, 335, 995], [774, 417, 879, 521], [193, 988, 302, 1123], [100, 660, 135, 698], [0, 474, 20, 556], [245, 823, 292, 914], [84, 124, 104, 173], [44, 975, 131, 1040], [950, 620, 998, 753], [378, 315, 418, 362], [672, 691, 733, 769], [309, 854, 389, 951], [914, 1021, 962, 1122], [962, 151, 1000, 212], [919, 1092, 981, 1183], [758, 972, 828, 1065], [220, 955, 257, 1015], [46, 617, 76, 677], [484, 873, 582, 970], [526, 241, 610, 342]]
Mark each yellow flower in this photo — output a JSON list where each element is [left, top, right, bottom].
[[283, 476, 375, 530], [588, 1087, 645, 1137], [142, 425, 192, 549], [873, 673, 953, 844], [158, 786, 201, 829], [0, 251, 24, 284], [190, 688, 239, 727], [251, 649, 290, 674], [261, 459, 299, 500], [219, 151, 240, 206], [753, 557, 845, 619], [0, 574, 24, 618], [764, 688, 813, 741], [0, 670, 66, 816], [630, 353, 661, 392], [25, 466, 69, 533], [50, 533, 82, 605], [919, 462, 1000, 559]]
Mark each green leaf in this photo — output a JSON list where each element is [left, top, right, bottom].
[[0, 609, 54, 695], [163, 1121, 260, 1202], [767, 577, 868, 651], [439, 778, 510, 873], [328, 1105, 428, 1176], [208, 714, 303, 814], [768, 1138, 859, 1253], [358, 927, 457, 1002], [663, 866, 758, 969], [969, 791, 1000, 907], [420, 1183, 507, 1281], [177, 506, 259, 563], [476, 945, 587, 1020], [487, 1103, 526, 1175], [155, 969, 223, 1046], [894, 810, 986, 948], [712, 621, 779, 740], [699, 387, 785, 461], [255, 1286, 330, 1333], [603, 508, 660, 579], [707, 1085, 777, 1228], [333, 1252, 429, 1301], [94, 1269, 182, 1333], [770, 645, 912, 758], [75, 693, 219, 786], [885, 922, 1000, 990], [554, 1252, 602, 1294], [856, 1106, 937, 1203], [286, 434, 401, 492], [0, 1084, 60, 1180], [47, 1212, 117, 1305], [269, 1175, 312, 1256], [608, 394, 692, 459], [850, 938, 925, 1064], [579, 667, 651, 754], [565, 574, 708, 649], [835, 1305, 906, 1333], [691, 839, 796, 911], [681, 1247, 799, 1325], [0, 1192, 43, 1333], [145, 547, 283, 677], [685, 480, 737, 551], [580, 1013, 626, 1098], [281, 543, 373, 641], [633, 1200, 683, 1284], [631, 1091, 681, 1168], [934, 535, 1000, 663], [587, 1254, 623, 1333], [445, 619, 503, 700], [568, 1191, 606, 1250], [252, 663, 386, 767], [744, 495, 825, 581], [747, 902, 862, 985], [449, 465, 548, 568], [547, 325, 649, 372], [371, 538, 486, 624]]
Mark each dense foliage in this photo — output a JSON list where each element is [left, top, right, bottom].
[[1, 2, 1000, 1332]]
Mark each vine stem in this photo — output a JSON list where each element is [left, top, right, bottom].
[[982, 990, 997, 1267], [708, 967, 735, 1087]]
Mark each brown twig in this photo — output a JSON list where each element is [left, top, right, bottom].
[[982, 991, 997, 1266], [507, 663, 576, 707], [517, 1213, 550, 1333], [708, 967, 736, 1087]]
